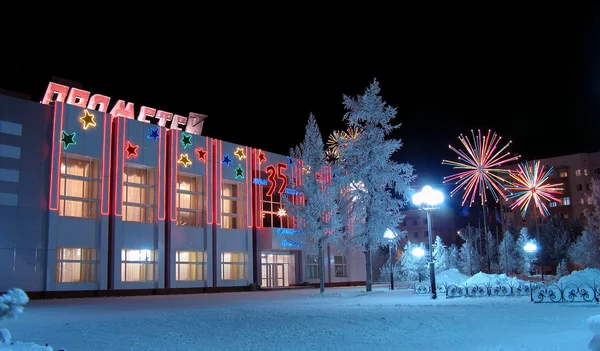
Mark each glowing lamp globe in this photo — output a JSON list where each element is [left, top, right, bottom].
[[412, 247, 425, 258], [523, 242, 537, 253], [412, 186, 444, 209]]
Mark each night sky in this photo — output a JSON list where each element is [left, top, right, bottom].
[[2, 4, 599, 202]]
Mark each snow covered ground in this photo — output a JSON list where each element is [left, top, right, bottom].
[[1, 285, 598, 351]]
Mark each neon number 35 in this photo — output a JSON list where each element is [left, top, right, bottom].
[[265, 162, 288, 197]]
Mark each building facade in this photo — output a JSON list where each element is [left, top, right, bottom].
[[398, 207, 458, 250], [0, 82, 365, 298], [499, 152, 600, 228]]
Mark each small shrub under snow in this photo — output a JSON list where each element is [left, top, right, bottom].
[[435, 269, 469, 285], [463, 272, 529, 286], [558, 268, 600, 287]]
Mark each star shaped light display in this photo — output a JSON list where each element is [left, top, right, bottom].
[[222, 154, 233, 166], [61, 131, 76, 149], [277, 208, 287, 217], [79, 110, 96, 130], [196, 147, 207, 162], [125, 141, 139, 158], [180, 133, 192, 148], [178, 154, 192, 168], [234, 147, 246, 160], [505, 160, 564, 218], [147, 127, 160, 141], [258, 150, 267, 164], [234, 164, 244, 179]]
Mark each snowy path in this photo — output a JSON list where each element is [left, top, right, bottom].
[[3, 286, 597, 350]]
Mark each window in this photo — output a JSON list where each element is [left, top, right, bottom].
[[262, 187, 290, 228], [412, 219, 417, 225], [177, 174, 204, 227], [595, 168, 600, 175], [175, 251, 206, 281], [423, 218, 427, 225], [122, 165, 155, 223], [334, 256, 347, 277], [577, 184, 583, 191], [424, 230, 429, 238], [121, 249, 155, 282], [221, 252, 246, 280], [549, 201, 558, 208], [55, 248, 96, 283], [587, 184, 592, 191], [305, 255, 319, 279], [402, 220, 407, 226], [559, 171, 568, 178], [576, 169, 582, 176], [222, 182, 244, 229], [562, 197, 571, 206], [584, 169, 589, 176], [414, 232, 418, 238], [59, 154, 99, 218]]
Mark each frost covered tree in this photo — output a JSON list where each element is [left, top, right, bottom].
[[336, 79, 415, 291], [400, 241, 428, 281], [498, 230, 517, 273], [556, 259, 569, 277], [586, 178, 600, 232], [432, 235, 449, 273], [458, 228, 480, 275], [568, 230, 600, 268], [515, 228, 537, 274], [447, 244, 459, 270], [484, 230, 497, 273], [0, 288, 29, 344], [282, 114, 343, 293]]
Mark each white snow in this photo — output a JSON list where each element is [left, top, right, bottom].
[[435, 268, 469, 285], [559, 268, 600, 287], [464, 271, 529, 286], [0, 341, 53, 351], [1, 286, 598, 350]]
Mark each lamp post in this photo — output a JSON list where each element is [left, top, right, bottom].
[[523, 241, 538, 276], [412, 246, 425, 282], [412, 185, 444, 299], [384, 229, 397, 290]]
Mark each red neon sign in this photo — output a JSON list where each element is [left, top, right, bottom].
[[265, 162, 288, 197], [41, 82, 207, 135]]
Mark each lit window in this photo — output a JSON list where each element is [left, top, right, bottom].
[[562, 197, 571, 206], [261, 188, 291, 228], [575, 169, 582, 176], [122, 165, 155, 223], [581, 198, 585, 205], [222, 182, 244, 229], [120, 249, 155, 282], [59, 154, 99, 219], [55, 248, 96, 283], [549, 201, 558, 208], [559, 171, 568, 178], [584, 169, 589, 176], [175, 251, 206, 281], [221, 252, 246, 280], [305, 255, 319, 279], [334, 256, 347, 277], [177, 174, 204, 227]]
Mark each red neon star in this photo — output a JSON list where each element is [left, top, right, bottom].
[[196, 147, 207, 162], [258, 150, 267, 164], [125, 141, 139, 158]]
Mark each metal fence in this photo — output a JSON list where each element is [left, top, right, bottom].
[[531, 282, 600, 303]]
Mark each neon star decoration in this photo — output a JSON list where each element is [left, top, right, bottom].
[[258, 150, 267, 164], [234, 147, 246, 160], [178, 154, 192, 168], [235, 164, 244, 179], [222, 154, 233, 166], [277, 208, 287, 217], [442, 129, 521, 206], [79, 110, 96, 130], [505, 160, 563, 218], [125, 141, 139, 158], [60, 131, 76, 149], [147, 127, 160, 141], [180, 133, 192, 148], [196, 147, 207, 162]]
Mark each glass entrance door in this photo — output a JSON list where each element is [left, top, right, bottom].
[[261, 253, 295, 287]]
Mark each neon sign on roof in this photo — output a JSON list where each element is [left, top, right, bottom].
[[41, 82, 207, 135]]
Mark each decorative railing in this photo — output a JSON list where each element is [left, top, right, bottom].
[[531, 282, 600, 303], [414, 282, 533, 298]]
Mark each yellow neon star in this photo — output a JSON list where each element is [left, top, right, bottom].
[[79, 110, 97, 130], [234, 147, 246, 160], [178, 154, 192, 168]]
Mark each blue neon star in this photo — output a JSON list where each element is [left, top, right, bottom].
[[222, 154, 233, 166], [147, 127, 160, 141]]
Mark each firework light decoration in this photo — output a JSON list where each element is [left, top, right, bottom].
[[326, 126, 362, 161], [505, 160, 563, 218], [442, 129, 521, 206]]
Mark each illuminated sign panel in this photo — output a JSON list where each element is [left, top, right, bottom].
[[41, 82, 207, 135]]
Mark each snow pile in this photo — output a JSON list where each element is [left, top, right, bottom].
[[463, 272, 529, 286], [435, 269, 469, 285], [0, 341, 53, 351], [558, 268, 600, 286], [588, 315, 600, 351]]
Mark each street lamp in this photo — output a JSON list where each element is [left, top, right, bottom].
[[523, 242, 537, 253], [411, 246, 425, 282], [384, 229, 396, 290], [412, 185, 444, 299]]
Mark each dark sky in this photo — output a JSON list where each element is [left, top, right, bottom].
[[2, 4, 599, 195]]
